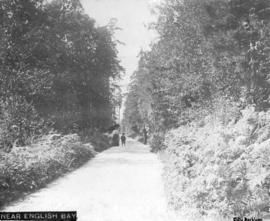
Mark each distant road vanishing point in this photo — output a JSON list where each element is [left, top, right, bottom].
[[4, 139, 180, 221]]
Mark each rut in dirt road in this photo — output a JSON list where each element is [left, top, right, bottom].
[[4, 139, 179, 221]]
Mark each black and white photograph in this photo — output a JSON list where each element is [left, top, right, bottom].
[[0, 0, 270, 220]]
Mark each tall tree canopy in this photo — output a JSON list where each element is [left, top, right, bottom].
[[123, 0, 270, 135], [0, 0, 123, 146]]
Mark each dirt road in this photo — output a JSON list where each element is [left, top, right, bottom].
[[4, 139, 179, 221]]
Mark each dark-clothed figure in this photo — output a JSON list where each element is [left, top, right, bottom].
[[121, 133, 126, 147], [112, 132, 119, 146], [143, 127, 148, 144]]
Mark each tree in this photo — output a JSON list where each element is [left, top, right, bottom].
[[204, 0, 270, 109], [0, 0, 123, 147], [124, 0, 270, 135]]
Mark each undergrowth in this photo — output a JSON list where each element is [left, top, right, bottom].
[[162, 105, 270, 219], [0, 133, 97, 209]]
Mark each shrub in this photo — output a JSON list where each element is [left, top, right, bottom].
[[78, 128, 111, 152], [0, 133, 96, 209], [150, 132, 166, 152], [163, 106, 270, 218]]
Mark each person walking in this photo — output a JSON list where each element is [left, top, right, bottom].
[[121, 133, 126, 147], [143, 127, 148, 145]]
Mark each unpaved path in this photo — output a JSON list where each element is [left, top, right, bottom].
[[4, 139, 179, 221]]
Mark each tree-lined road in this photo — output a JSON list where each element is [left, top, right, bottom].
[[4, 139, 179, 221]]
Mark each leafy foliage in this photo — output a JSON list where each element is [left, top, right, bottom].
[[0, 0, 122, 148], [0, 96, 50, 150], [0, 133, 97, 209], [163, 106, 270, 218], [123, 0, 270, 134], [0, 0, 121, 207], [123, 0, 270, 218]]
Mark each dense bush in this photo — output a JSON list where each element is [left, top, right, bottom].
[[0, 133, 96, 209], [78, 128, 111, 152], [163, 106, 270, 218], [150, 132, 166, 153]]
